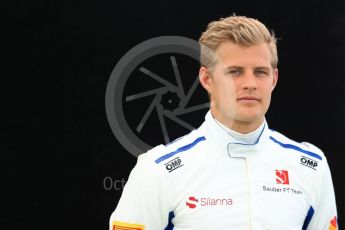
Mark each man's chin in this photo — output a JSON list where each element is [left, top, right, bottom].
[[236, 114, 263, 125]]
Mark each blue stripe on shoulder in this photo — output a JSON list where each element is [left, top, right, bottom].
[[302, 206, 314, 230], [269, 136, 322, 160], [164, 211, 175, 230], [155, 136, 206, 164]]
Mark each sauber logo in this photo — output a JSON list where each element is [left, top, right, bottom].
[[329, 216, 338, 230], [263, 170, 301, 194], [275, 170, 289, 185], [186, 196, 233, 209], [186, 196, 198, 209]]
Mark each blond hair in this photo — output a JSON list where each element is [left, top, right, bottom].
[[199, 15, 278, 70]]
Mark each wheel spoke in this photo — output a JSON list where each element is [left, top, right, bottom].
[[126, 87, 167, 102], [136, 95, 160, 133], [170, 56, 185, 97], [157, 105, 170, 144], [163, 112, 196, 131], [179, 75, 200, 109], [173, 102, 210, 116], [140, 67, 177, 90]]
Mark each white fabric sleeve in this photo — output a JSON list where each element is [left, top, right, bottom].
[[306, 156, 338, 230], [109, 152, 172, 230]]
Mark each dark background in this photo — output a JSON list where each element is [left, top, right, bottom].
[[3, 0, 345, 229]]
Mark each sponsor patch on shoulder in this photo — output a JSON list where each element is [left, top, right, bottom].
[[164, 157, 183, 172], [300, 155, 318, 170], [329, 216, 338, 230], [112, 221, 144, 230]]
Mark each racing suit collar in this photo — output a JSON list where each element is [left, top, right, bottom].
[[204, 111, 270, 158]]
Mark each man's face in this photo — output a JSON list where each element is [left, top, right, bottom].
[[199, 41, 278, 132]]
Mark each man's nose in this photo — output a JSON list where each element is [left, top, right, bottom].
[[242, 72, 257, 90]]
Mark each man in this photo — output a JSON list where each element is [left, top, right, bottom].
[[109, 15, 338, 229]]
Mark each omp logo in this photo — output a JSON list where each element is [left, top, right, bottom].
[[300, 156, 318, 170], [164, 157, 183, 172], [329, 216, 338, 230], [275, 170, 289, 185], [186, 196, 198, 209]]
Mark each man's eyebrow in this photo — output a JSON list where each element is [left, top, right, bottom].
[[225, 66, 244, 70], [225, 66, 271, 70], [254, 66, 271, 70]]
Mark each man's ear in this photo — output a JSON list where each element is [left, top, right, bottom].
[[272, 68, 278, 91], [199, 67, 213, 94]]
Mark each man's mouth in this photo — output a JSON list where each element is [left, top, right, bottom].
[[237, 96, 260, 102]]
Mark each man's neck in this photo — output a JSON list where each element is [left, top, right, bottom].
[[211, 114, 266, 144], [210, 112, 265, 134], [224, 120, 264, 134]]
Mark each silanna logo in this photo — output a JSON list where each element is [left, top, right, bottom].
[[186, 196, 198, 209], [165, 157, 183, 173], [186, 196, 233, 209], [300, 156, 318, 170], [275, 170, 289, 185]]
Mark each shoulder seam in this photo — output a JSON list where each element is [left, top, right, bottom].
[[155, 136, 206, 164], [269, 136, 322, 160]]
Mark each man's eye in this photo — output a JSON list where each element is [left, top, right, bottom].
[[228, 70, 241, 75], [255, 71, 268, 76]]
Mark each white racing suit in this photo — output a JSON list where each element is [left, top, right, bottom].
[[109, 111, 338, 230]]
